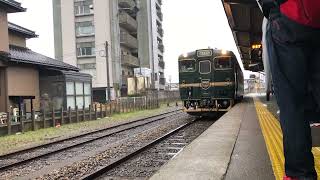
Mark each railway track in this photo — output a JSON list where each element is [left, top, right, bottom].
[[81, 118, 215, 180], [0, 109, 182, 173]]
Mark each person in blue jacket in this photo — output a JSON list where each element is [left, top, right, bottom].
[[259, 0, 320, 179]]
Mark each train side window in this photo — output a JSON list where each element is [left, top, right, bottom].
[[215, 57, 232, 69], [199, 60, 211, 74], [179, 60, 195, 72]]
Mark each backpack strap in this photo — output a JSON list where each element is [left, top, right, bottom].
[[258, 0, 287, 18]]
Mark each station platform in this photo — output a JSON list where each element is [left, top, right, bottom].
[[150, 95, 320, 180]]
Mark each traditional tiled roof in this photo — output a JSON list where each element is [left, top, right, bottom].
[[0, 0, 25, 13], [61, 70, 92, 82], [8, 22, 38, 38], [9, 45, 79, 71]]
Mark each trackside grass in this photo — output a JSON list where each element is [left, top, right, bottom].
[[0, 103, 180, 155]]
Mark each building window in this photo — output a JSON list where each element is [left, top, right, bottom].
[[66, 82, 75, 109], [199, 60, 211, 74], [78, 63, 96, 70], [66, 81, 92, 109], [74, 0, 93, 16], [75, 21, 94, 36], [77, 42, 95, 57], [84, 83, 91, 108]]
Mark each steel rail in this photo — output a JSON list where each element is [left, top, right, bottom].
[[81, 119, 196, 180], [0, 109, 182, 172]]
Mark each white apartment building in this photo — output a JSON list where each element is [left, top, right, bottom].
[[53, 0, 165, 102], [138, 0, 165, 90]]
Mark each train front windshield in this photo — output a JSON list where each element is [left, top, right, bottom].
[[179, 60, 196, 72], [215, 57, 232, 69]]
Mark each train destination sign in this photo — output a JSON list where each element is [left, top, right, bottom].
[[197, 49, 213, 57]]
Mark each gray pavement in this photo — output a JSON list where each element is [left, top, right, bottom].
[[150, 99, 247, 180], [224, 98, 275, 180]]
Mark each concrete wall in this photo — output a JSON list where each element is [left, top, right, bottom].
[[52, 0, 63, 60], [7, 66, 40, 111], [138, 0, 162, 90], [137, 0, 152, 69], [150, 0, 160, 90], [158, 90, 180, 101], [93, 0, 113, 88], [0, 9, 9, 52], [110, 0, 122, 89], [59, 0, 77, 66], [9, 33, 26, 47]]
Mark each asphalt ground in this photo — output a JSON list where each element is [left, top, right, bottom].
[[224, 97, 274, 180]]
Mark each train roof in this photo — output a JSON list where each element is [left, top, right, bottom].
[[178, 49, 241, 68], [178, 49, 236, 60]]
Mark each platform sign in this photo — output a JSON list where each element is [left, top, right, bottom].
[[197, 50, 213, 58]]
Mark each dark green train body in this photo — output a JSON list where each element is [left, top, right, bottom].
[[178, 49, 244, 115]]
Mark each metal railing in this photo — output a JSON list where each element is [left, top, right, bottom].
[[120, 31, 138, 49], [119, 12, 138, 31], [121, 54, 139, 67], [118, 0, 136, 8]]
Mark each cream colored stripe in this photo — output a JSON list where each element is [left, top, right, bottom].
[[179, 81, 234, 88]]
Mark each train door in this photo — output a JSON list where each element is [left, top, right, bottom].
[[198, 59, 213, 98], [213, 56, 233, 97]]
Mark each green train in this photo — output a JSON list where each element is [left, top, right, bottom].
[[178, 49, 244, 116]]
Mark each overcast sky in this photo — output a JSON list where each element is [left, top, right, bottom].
[[8, 0, 251, 83]]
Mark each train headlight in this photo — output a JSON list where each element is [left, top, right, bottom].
[[223, 100, 229, 106], [183, 53, 188, 58]]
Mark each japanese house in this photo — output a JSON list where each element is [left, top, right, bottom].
[[0, 0, 92, 123]]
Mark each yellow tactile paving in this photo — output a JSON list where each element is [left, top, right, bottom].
[[254, 98, 320, 180]]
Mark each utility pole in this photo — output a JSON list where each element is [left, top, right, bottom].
[[169, 75, 172, 90], [105, 41, 111, 102]]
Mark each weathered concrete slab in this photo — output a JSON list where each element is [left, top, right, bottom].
[[224, 98, 274, 180]]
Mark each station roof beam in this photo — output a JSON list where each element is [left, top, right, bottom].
[[222, 0, 264, 72]]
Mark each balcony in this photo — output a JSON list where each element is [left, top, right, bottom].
[[157, 11, 163, 21], [160, 78, 166, 85], [157, 28, 164, 37], [159, 60, 165, 69], [158, 43, 164, 53], [118, 0, 135, 8], [120, 31, 138, 49], [121, 54, 139, 67], [119, 12, 137, 31]]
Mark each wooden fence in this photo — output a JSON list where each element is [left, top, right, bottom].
[[0, 96, 160, 136]]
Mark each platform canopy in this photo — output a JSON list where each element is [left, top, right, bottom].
[[222, 0, 264, 72]]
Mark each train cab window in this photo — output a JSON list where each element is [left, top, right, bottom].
[[179, 60, 195, 72], [199, 60, 211, 74], [215, 57, 232, 69]]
